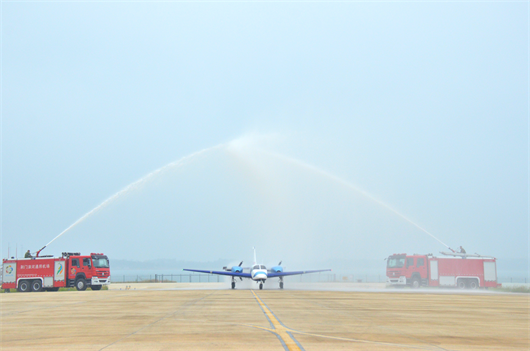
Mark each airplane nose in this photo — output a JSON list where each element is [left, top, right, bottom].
[[252, 270, 268, 280]]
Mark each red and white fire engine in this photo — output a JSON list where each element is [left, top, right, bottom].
[[386, 252, 500, 289], [2, 252, 111, 292]]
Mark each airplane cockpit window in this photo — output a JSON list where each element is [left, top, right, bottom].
[[260, 265, 266, 269], [252, 265, 259, 270]]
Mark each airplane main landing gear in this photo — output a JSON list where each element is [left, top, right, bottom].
[[279, 277, 284, 289], [231, 277, 236, 289]]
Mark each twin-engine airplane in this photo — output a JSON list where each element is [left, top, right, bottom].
[[183, 248, 331, 290]]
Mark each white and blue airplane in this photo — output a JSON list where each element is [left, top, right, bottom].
[[183, 248, 331, 290]]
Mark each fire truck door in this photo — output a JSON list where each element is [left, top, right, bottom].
[[81, 257, 91, 276], [69, 258, 80, 280], [430, 260, 438, 280], [416, 257, 427, 278], [405, 257, 414, 275]]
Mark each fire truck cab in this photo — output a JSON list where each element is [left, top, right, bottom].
[[386, 253, 427, 288]]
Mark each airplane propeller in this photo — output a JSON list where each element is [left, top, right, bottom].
[[239, 261, 243, 267], [278, 261, 282, 266]]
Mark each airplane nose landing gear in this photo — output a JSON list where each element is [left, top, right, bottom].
[[231, 277, 236, 289], [279, 277, 284, 289], [259, 282, 263, 290]]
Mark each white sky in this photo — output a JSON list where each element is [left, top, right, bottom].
[[1, 1, 527, 265]]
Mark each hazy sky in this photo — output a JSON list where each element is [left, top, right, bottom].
[[2, 2, 527, 266]]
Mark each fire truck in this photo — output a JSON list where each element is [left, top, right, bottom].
[[2, 252, 111, 292], [386, 252, 500, 289]]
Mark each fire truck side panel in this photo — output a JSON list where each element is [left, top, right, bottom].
[[43, 276, 54, 287], [2, 261, 17, 288], [55, 260, 65, 281], [428, 257, 497, 288], [2, 258, 67, 290], [387, 253, 499, 288], [484, 261, 497, 281], [482, 259, 498, 288], [428, 260, 439, 286], [438, 258, 481, 287]]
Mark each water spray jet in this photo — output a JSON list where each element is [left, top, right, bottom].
[[225, 145, 452, 251], [40, 142, 227, 254], [41, 134, 452, 255]]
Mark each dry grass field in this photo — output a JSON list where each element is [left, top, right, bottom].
[[1, 285, 528, 350]]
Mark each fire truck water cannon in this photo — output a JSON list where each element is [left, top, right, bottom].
[[386, 251, 500, 289], [35, 246, 47, 258]]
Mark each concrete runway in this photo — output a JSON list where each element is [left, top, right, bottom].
[[1, 284, 528, 350]]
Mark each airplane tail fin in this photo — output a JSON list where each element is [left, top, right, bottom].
[[253, 247, 257, 264]]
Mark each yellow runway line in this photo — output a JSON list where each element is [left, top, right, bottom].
[[251, 290, 303, 351], [250, 291, 441, 351], [288, 331, 440, 350]]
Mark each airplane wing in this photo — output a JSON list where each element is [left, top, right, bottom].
[[183, 269, 252, 278], [268, 269, 331, 278]]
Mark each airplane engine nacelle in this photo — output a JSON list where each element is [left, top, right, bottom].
[[231, 266, 243, 273], [223, 261, 244, 273], [271, 266, 283, 273]]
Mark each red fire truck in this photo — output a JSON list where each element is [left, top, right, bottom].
[[2, 252, 111, 292], [386, 252, 500, 289]]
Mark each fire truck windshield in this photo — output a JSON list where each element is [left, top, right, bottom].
[[92, 257, 109, 268], [387, 256, 405, 268]]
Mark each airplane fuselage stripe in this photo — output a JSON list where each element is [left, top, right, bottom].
[[252, 270, 267, 280]]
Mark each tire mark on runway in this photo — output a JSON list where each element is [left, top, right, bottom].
[[98, 290, 217, 351]]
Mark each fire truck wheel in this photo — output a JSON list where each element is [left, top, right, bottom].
[[18, 280, 30, 292], [75, 279, 87, 291], [468, 279, 479, 289], [31, 280, 42, 292], [411, 277, 421, 289], [457, 279, 466, 289], [91, 285, 102, 291]]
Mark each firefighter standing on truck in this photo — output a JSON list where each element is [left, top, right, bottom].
[[24, 250, 32, 258]]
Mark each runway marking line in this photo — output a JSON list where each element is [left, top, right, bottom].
[[251, 290, 304, 351], [250, 290, 443, 351]]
